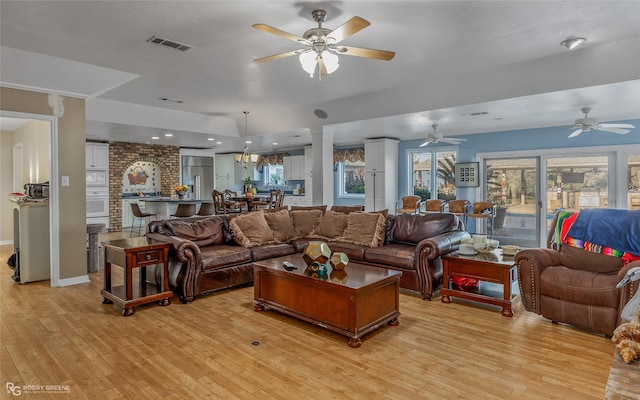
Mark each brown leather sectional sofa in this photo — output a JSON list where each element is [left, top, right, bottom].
[[146, 206, 469, 303]]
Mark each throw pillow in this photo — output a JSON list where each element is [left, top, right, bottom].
[[310, 210, 349, 239], [165, 217, 225, 247], [290, 209, 323, 237], [264, 208, 296, 242], [229, 210, 275, 247], [338, 211, 388, 247]]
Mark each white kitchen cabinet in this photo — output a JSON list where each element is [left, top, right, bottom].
[[86, 143, 109, 169], [304, 146, 313, 174], [283, 195, 309, 208], [364, 139, 398, 212], [284, 155, 305, 181], [215, 154, 239, 191]]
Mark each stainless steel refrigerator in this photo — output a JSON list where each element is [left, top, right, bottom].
[[182, 156, 214, 200]]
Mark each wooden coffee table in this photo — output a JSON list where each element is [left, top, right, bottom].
[[253, 254, 401, 348], [441, 250, 519, 317]]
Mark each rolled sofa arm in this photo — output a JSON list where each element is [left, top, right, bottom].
[[146, 232, 201, 265], [514, 248, 561, 314], [417, 230, 471, 260]]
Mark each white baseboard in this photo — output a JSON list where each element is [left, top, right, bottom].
[[57, 274, 90, 287], [0, 240, 14, 246]]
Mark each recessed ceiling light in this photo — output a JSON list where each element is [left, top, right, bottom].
[[207, 138, 215, 141], [245, 140, 252, 144], [216, 141, 222, 145], [273, 142, 278, 145], [560, 37, 586, 50], [164, 133, 173, 137], [151, 136, 160, 140]]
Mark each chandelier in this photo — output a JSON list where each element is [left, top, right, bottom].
[[235, 111, 259, 169]]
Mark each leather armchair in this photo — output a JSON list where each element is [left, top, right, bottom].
[[515, 213, 640, 337]]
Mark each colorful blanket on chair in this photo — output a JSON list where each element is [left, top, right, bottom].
[[558, 209, 640, 263]]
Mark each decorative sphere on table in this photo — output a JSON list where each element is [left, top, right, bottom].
[[303, 241, 331, 266], [330, 252, 349, 271]]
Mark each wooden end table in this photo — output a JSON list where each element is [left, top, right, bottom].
[[100, 237, 172, 316], [441, 250, 519, 317], [253, 254, 401, 348]]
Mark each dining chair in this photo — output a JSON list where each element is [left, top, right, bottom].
[[130, 202, 157, 237], [395, 195, 422, 214], [170, 203, 196, 218], [223, 189, 248, 213], [421, 199, 448, 214]]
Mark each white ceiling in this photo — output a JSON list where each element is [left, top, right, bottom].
[[1, 1, 639, 153]]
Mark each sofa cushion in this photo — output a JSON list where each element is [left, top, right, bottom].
[[290, 209, 323, 237], [263, 208, 296, 242], [336, 211, 387, 247], [251, 243, 296, 261], [200, 245, 253, 270], [392, 213, 458, 245], [311, 210, 349, 238], [330, 205, 364, 214], [229, 210, 275, 247], [539, 266, 620, 308], [326, 241, 368, 261], [164, 217, 225, 247], [364, 243, 416, 270], [559, 244, 623, 274], [290, 205, 327, 214]]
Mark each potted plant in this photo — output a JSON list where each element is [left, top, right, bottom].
[[244, 177, 252, 194]]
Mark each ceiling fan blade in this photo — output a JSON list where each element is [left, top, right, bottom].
[[596, 126, 630, 135], [568, 128, 584, 138], [328, 16, 370, 44], [252, 24, 307, 44], [441, 138, 467, 144], [335, 45, 395, 60], [599, 123, 635, 129], [254, 49, 302, 63], [419, 140, 431, 147]]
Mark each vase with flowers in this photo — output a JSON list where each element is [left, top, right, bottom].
[[174, 185, 189, 199]]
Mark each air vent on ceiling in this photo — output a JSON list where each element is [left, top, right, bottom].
[[146, 35, 193, 52]]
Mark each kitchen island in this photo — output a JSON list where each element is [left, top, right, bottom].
[[140, 198, 213, 220]]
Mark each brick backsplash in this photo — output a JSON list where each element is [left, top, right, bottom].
[[108, 142, 179, 231]]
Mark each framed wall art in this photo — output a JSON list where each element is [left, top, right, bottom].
[[454, 162, 480, 187]]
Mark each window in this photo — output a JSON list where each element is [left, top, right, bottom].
[[263, 164, 284, 186], [410, 149, 458, 200], [338, 159, 365, 196]]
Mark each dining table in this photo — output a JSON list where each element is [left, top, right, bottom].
[[230, 195, 270, 211]]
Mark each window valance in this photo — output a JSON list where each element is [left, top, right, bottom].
[[256, 153, 290, 168], [333, 147, 365, 164]]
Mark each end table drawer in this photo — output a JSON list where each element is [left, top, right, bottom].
[[136, 250, 162, 265]]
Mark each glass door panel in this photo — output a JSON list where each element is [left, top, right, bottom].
[[546, 155, 609, 232], [628, 154, 640, 210], [484, 157, 539, 248]]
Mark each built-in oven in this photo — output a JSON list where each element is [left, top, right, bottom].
[[86, 190, 109, 228]]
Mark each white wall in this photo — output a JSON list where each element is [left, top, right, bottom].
[[13, 120, 50, 185], [0, 132, 13, 244]]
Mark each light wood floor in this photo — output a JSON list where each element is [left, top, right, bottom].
[[1, 234, 615, 399]]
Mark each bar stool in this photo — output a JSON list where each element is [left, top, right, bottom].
[[196, 202, 216, 216], [467, 201, 497, 238], [130, 203, 157, 237], [447, 200, 471, 229], [171, 203, 196, 218]]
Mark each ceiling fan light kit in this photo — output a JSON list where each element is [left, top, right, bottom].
[[253, 9, 394, 79], [560, 37, 586, 50], [419, 124, 468, 147]]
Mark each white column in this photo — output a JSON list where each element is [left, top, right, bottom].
[[311, 129, 334, 207]]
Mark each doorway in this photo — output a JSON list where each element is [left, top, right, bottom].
[[0, 111, 59, 286]]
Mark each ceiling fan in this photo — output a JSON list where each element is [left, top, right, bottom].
[[568, 107, 635, 138], [419, 124, 467, 147], [252, 9, 395, 78]]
